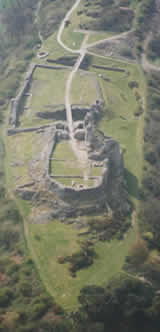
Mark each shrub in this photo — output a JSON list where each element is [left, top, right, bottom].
[[0, 287, 13, 307], [128, 81, 139, 89], [127, 239, 149, 267], [144, 150, 157, 165]]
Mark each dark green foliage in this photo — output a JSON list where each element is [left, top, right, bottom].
[[135, 0, 156, 39], [58, 241, 96, 276], [128, 81, 139, 89], [144, 150, 157, 164], [39, 0, 74, 39], [0, 287, 13, 307], [83, 0, 134, 32], [88, 213, 131, 241], [148, 35, 160, 60], [1, 0, 38, 39], [79, 54, 92, 70], [77, 275, 159, 332], [134, 0, 156, 56], [47, 55, 78, 66], [140, 71, 160, 257]]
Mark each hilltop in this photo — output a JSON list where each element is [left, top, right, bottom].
[[0, 0, 160, 331]]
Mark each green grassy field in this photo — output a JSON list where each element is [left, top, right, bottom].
[[61, 27, 84, 50], [39, 32, 71, 60], [19, 67, 69, 128], [71, 71, 99, 105], [87, 56, 145, 194], [6, 53, 145, 310], [51, 141, 101, 187], [28, 219, 136, 310]]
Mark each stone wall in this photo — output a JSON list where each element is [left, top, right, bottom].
[[8, 63, 66, 129], [9, 64, 36, 127], [8, 124, 53, 136], [45, 164, 108, 213]]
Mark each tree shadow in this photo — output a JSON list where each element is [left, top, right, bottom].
[[124, 168, 140, 200]]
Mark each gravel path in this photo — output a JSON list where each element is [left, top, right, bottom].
[[57, 0, 82, 54]]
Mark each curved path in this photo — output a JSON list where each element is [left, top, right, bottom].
[[57, 0, 84, 139], [87, 30, 133, 48], [57, 0, 82, 54], [142, 34, 160, 72]]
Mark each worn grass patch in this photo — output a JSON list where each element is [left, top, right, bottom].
[[7, 132, 43, 188], [28, 219, 136, 310], [87, 31, 116, 45]]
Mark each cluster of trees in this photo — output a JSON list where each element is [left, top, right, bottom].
[[38, 0, 74, 38], [141, 72, 160, 241], [83, 0, 134, 32], [0, 178, 73, 331], [1, 0, 38, 40], [147, 35, 160, 61], [135, 0, 156, 54], [0, 0, 40, 108], [58, 241, 96, 277], [124, 71, 160, 287], [75, 274, 160, 332]]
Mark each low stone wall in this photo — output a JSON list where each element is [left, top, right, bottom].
[[8, 63, 67, 129], [36, 64, 67, 70], [50, 175, 100, 179], [8, 124, 53, 136], [9, 64, 36, 127], [92, 64, 125, 72], [46, 168, 107, 208]]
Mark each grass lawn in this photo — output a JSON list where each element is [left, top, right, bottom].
[[19, 67, 69, 128], [28, 219, 136, 310], [71, 71, 98, 105], [52, 141, 77, 161], [51, 141, 98, 187], [38, 32, 70, 61], [61, 27, 84, 50]]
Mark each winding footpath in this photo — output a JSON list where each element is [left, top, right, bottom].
[[57, 0, 82, 54], [57, 0, 90, 164], [57, 0, 85, 139], [142, 34, 160, 72]]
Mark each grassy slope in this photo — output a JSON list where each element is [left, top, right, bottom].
[[28, 220, 136, 310], [88, 56, 145, 196], [60, 0, 116, 50], [26, 56, 145, 309]]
